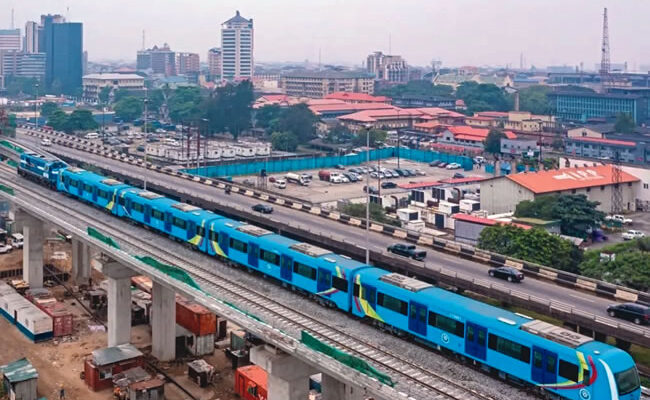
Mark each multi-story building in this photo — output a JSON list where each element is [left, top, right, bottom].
[[24, 22, 40, 53], [82, 73, 145, 100], [281, 70, 375, 98], [221, 11, 253, 81], [550, 91, 647, 125], [207, 48, 221, 79], [1, 51, 46, 80], [137, 44, 176, 76], [0, 29, 21, 52], [176, 52, 200, 75], [366, 51, 408, 83], [43, 17, 83, 94]]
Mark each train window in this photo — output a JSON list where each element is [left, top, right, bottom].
[[132, 202, 143, 213], [196, 226, 205, 237], [69, 179, 78, 188], [152, 209, 163, 220], [488, 334, 530, 363], [428, 311, 465, 337], [467, 325, 475, 342], [410, 306, 426, 323], [83, 184, 93, 193], [229, 238, 248, 253], [477, 329, 486, 346], [97, 190, 108, 199], [172, 217, 186, 229], [260, 250, 280, 265], [546, 355, 556, 374], [559, 360, 579, 382], [377, 292, 407, 315], [332, 276, 348, 292], [118, 197, 125, 206], [293, 262, 316, 280], [533, 351, 543, 368], [209, 230, 219, 242], [353, 284, 360, 297], [364, 287, 376, 304]]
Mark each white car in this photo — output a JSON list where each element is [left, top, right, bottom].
[[446, 162, 462, 170], [606, 214, 633, 224], [273, 179, 286, 189], [40, 139, 52, 146], [622, 230, 645, 240], [0, 243, 12, 254], [10, 233, 23, 249]]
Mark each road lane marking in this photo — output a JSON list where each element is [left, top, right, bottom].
[[569, 293, 596, 303]]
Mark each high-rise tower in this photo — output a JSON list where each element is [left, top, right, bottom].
[[220, 11, 253, 81]]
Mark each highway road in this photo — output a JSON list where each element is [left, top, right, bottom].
[[14, 130, 650, 337]]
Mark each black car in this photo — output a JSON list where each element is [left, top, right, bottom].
[[363, 185, 379, 194], [251, 204, 274, 214], [452, 172, 465, 179], [488, 266, 524, 282], [343, 173, 358, 182], [387, 243, 427, 261], [607, 303, 650, 325], [438, 162, 448, 168], [381, 181, 397, 189], [393, 169, 406, 177], [335, 164, 346, 170], [429, 160, 441, 167]]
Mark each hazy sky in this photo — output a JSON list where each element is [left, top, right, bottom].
[[5, 0, 650, 69]]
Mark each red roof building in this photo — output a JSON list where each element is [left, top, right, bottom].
[[567, 136, 636, 147], [324, 91, 391, 104]]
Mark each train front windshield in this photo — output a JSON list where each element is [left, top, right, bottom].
[[615, 366, 641, 396]]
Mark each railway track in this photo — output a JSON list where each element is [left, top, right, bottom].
[[1, 166, 501, 400]]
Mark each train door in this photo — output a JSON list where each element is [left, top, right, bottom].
[[280, 255, 293, 282], [465, 322, 487, 360], [248, 242, 259, 268], [143, 205, 151, 224], [362, 284, 376, 310], [531, 347, 558, 384], [187, 220, 196, 241], [91, 186, 98, 203], [408, 301, 428, 336], [218, 231, 229, 256], [317, 268, 332, 293], [164, 211, 172, 232]]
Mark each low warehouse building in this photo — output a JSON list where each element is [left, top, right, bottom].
[[1, 358, 38, 400], [480, 164, 640, 214], [453, 214, 531, 245], [84, 344, 144, 391]]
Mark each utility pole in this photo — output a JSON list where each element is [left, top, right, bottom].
[[365, 129, 370, 265], [143, 87, 148, 191], [34, 83, 39, 128]]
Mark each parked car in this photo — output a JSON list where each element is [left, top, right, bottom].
[[387, 243, 427, 261], [405, 169, 417, 176], [394, 169, 406, 177], [429, 160, 442, 167], [344, 172, 359, 182], [446, 162, 462, 170], [335, 164, 345, 170], [0, 243, 12, 254], [452, 173, 465, 179], [370, 171, 384, 179], [251, 204, 274, 214], [438, 162, 448, 168], [268, 176, 276, 183], [363, 185, 379, 194], [607, 303, 650, 325], [273, 179, 287, 189], [488, 266, 524, 282], [415, 169, 426, 176], [474, 156, 486, 165], [622, 230, 645, 240], [136, 145, 145, 152], [40, 138, 52, 147], [10, 233, 23, 249], [606, 214, 633, 224], [389, 169, 400, 177], [381, 181, 397, 189]]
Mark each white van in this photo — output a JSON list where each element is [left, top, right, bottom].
[[273, 179, 287, 189], [84, 132, 99, 140], [10, 233, 23, 249]]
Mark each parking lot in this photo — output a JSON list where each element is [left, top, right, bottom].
[[234, 158, 491, 204], [587, 211, 650, 249]]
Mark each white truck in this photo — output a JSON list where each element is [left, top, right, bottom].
[[285, 172, 310, 186]]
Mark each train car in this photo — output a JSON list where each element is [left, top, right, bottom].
[[18, 152, 67, 188], [351, 268, 641, 400], [57, 168, 132, 212]]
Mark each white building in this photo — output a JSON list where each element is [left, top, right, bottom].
[[82, 73, 145, 100], [0, 29, 21, 52], [221, 11, 253, 81], [207, 47, 221, 79], [366, 51, 408, 83], [24, 22, 39, 53]]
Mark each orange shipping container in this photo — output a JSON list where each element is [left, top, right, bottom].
[[235, 365, 267, 400], [40, 302, 74, 337], [176, 296, 216, 336]]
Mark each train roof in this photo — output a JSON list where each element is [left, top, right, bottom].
[[21, 152, 59, 163], [63, 168, 129, 187], [121, 189, 222, 220]]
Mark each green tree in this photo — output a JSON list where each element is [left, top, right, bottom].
[[40, 102, 59, 118], [47, 109, 69, 131], [614, 113, 635, 134], [340, 202, 400, 226], [0, 113, 16, 137], [275, 103, 318, 144], [551, 138, 564, 151], [114, 97, 143, 122], [518, 85, 552, 115], [204, 81, 254, 139], [484, 128, 504, 154], [376, 80, 454, 98], [580, 238, 650, 291], [478, 224, 582, 273], [325, 123, 354, 144], [98, 86, 112, 104], [4, 76, 40, 97], [352, 128, 387, 147], [456, 81, 512, 114], [255, 104, 283, 132], [62, 109, 98, 133], [270, 131, 299, 152], [168, 86, 203, 123]]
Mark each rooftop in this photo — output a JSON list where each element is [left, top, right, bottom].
[[283, 70, 374, 79], [505, 164, 640, 194], [568, 136, 637, 147], [223, 10, 252, 24], [551, 91, 643, 100], [446, 125, 517, 140], [91, 344, 143, 366], [324, 91, 391, 103], [453, 213, 532, 230], [83, 73, 144, 81], [0, 358, 38, 383]]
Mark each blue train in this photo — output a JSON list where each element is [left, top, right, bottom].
[[17, 152, 642, 400]]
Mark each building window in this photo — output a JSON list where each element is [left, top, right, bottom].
[[571, 189, 577, 194], [644, 183, 649, 189], [601, 186, 605, 191]]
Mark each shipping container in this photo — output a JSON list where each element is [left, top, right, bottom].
[[234, 365, 268, 400], [16, 307, 53, 341], [186, 333, 215, 356], [41, 302, 74, 337], [0, 281, 15, 296], [1, 293, 31, 323], [176, 296, 216, 336]]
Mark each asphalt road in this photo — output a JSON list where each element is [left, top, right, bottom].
[[14, 130, 650, 336]]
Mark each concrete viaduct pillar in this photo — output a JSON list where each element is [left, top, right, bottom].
[[321, 373, 367, 400], [21, 213, 44, 289], [151, 281, 176, 361], [250, 345, 316, 400], [71, 238, 91, 285], [93, 257, 136, 347]]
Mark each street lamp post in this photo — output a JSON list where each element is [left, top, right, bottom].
[[201, 118, 209, 176], [143, 87, 149, 191], [396, 109, 401, 169], [365, 128, 370, 265], [34, 83, 39, 128]]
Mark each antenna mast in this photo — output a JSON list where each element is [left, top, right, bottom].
[[11, 8, 14, 29], [600, 7, 611, 90]]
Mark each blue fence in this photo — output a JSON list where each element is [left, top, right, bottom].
[[184, 148, 473, 178]]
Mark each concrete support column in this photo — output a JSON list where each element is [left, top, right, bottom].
[[321, 374, 367, 400], [151, 281, 176, 361], [71, 239, 91, 285], [251, 345, 315, 400], [22, 214, 43, 289], [94, 257, 137, 347]]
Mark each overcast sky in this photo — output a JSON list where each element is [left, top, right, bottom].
[[5, 0, 650, 70]]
